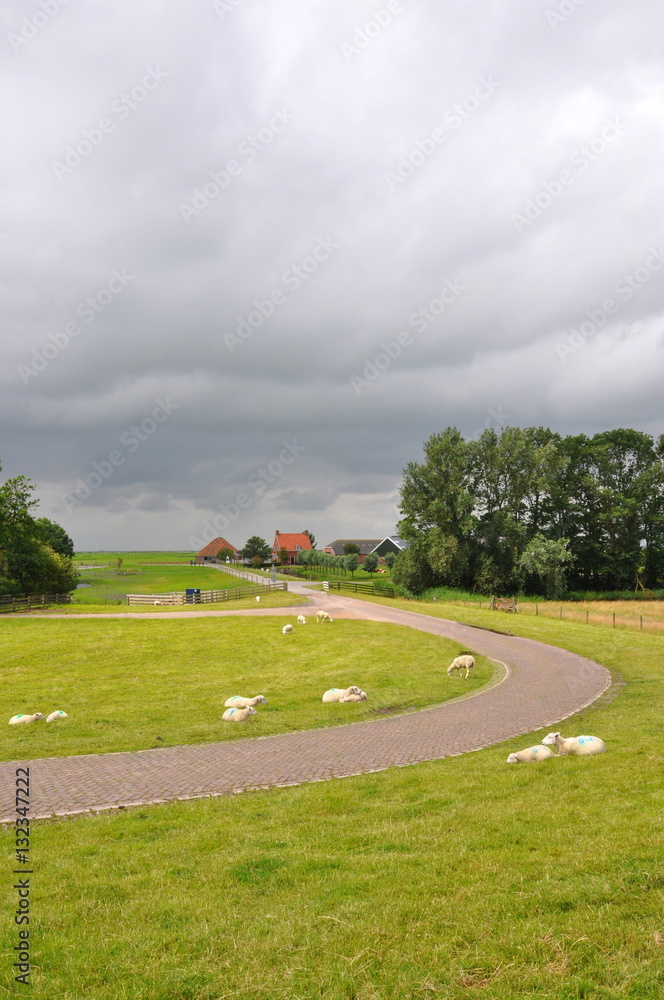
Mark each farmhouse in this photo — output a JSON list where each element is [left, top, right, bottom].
[[272, 531, 313, 565], [195, 536, 239, 564], [323, 539, 382, 564], [372, 536, 410, 559]]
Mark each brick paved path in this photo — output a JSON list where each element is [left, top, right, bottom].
[[0, 591, 611, 822]]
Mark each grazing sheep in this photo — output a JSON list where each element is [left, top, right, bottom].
[[322, 686, 362, 703], [506, 744, 555, 764], [297, 615, 307, 625], [447, 654, 475, 679], [153, 601, 162, 606], [340, 690, 368, 703], [255, 596, 261, 603], [542, 732, 606, 756], [223, 695, 267, 709], [316, 611, 334, 623], [282, 624, 294, 635], [9, 713, 45, 725], [46, 710, 68, 723], [222, 706, 257, 722]]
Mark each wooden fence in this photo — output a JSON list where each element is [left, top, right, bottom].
[[126, 582, 286, 606], [325, 581, 396, 598], [0, 593, 73, 614]]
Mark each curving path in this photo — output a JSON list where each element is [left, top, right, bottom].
[[0, 587, 612, 822]]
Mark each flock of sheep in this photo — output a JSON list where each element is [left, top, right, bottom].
[[6, 634, 607, 765], [282, 611, 332, 634]]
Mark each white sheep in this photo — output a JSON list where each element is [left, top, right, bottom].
[[339, 690, 368, 703], [46, 710, 68, 723], [506, 745, 555, 763], [316, 611, 334, 623], [153, 601, 162, 606], [297, 615, 307, 625], [322, 686, 362, 703], [542, 732, 606, 756], [282, 624, 294, 635], [223, 695, 267, 709], [256, 596, 261, 602], [222, 706, 257, 722], [447, 654, 475, 679], [9, 713, 45, 725]]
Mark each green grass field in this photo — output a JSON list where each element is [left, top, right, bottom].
[[0, 618, 492, 759], [1, 602, 662, 999]]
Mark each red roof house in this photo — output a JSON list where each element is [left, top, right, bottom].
[[195, 536, 239, 564], [272, 531, 312, 565]]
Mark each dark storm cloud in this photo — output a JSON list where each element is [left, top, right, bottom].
[[1, 0, 663, 549]]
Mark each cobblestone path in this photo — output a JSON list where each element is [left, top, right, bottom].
[[0, 591, 611, 822]]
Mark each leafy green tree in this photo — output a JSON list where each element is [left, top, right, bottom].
[[343, 542, 360, 555], [362, 553, 378, 576], [391, 543, 436, 595], [344, 553, 359, 577], [35, 518, 75, 558], [217, 546, 236, 562], [519, 535, 573, 600], [303, 529, 316, 549], [384, 551, 396, 570], [241, 536, 271, 562]]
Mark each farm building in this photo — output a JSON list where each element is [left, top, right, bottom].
[[272, 531, 313, 565], [195, 537, 239, 564], [323, 539, 382, 564]]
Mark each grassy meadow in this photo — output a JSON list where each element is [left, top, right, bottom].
[[0, 599, 662, 998], [0, 618, 493, 759]]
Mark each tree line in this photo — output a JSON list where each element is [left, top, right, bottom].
[[393, 426, 664, 598], [0, 465, 77, 596]]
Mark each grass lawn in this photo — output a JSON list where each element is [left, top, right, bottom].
[[0, 618, 493, 759], [72, 563, 251, 605], [1, 604, 662, 998]]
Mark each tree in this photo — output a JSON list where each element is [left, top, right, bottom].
[[35, 518, 75, 558], [217, 546, 236, 562], [303, 529, 316, 549], [519, 535, 573, 600], [278, 547, 289, 566], [384, 551, 396, 570], [241, 536, 271, 562], [344, 553, 359, 577], [343, 542, 360, 555], [362, 553, 378, 576], [391, 542, 436, 595]]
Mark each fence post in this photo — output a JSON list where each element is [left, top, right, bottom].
[[640, 616, 643, 630], [560, 606, 563, 619], [613, 612, 616, 628], [586, 611, 589, 625], [535, 603, 538, 616]]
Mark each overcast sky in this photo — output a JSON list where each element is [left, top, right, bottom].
[[1, 0, 663, 552]]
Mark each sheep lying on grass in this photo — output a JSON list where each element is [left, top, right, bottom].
[[542, 732, 606, 756], [447, 654, 475, 679], [322, 686, 362, 703], [282, 624, 294, 635], [339, 690, 368, 703], [316, 611, 334, 623], [222, 706, 257, 722], [224, 695, 267, 709], [506, 745, 555, 763], [9, 713, 45, 725], [46, 710, 68, 723], [297, 615, 307, 625]]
